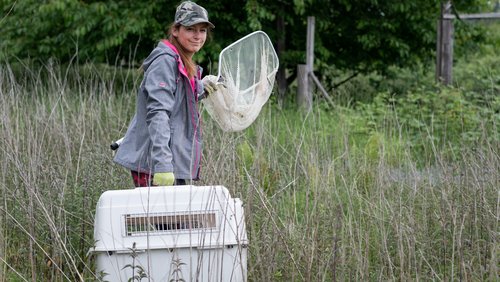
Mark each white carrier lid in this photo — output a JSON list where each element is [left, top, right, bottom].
[[92, 185, 247, 252]]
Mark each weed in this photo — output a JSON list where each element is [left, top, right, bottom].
[[0, 39, 498, 280]]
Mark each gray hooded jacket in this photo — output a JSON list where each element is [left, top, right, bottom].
[[114, 40, 204, 180]]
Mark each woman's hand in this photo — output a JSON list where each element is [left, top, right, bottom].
[[202, 75, 219, 97]]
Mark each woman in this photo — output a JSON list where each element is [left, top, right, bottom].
[[114, 1, 218, 187]]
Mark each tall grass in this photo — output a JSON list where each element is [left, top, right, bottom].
[[0, 61, 137, 281], [0, 60, 498, 281]]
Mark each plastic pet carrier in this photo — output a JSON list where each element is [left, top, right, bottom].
[[90, 185, 247, 281]]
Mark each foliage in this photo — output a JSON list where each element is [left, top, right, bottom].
[[356, 87, 498, 163], [0, 0, 166, 63], [351, 24, 499, 161], [454, 22, 500, 95], [314, 20, 499, 105], [0, 0, 493, 77]]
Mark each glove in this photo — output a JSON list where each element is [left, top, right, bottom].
[[153, 172, 175, 186], [202, 75, 219, 97]]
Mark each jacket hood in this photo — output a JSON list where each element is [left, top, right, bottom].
[[142, 41, 177, 72]]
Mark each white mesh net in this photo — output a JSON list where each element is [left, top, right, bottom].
[[202, 31, 279, 132]]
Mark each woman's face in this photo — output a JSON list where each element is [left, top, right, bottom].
[[172, 23, 208, 56]]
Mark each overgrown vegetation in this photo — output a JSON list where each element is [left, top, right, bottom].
[[0, 22, 498, 282], [0, 0, 492, 75]]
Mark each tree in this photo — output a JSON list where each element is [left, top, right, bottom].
[[0, 0, 490, 92]]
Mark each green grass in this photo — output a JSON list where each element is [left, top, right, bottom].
[[0, 41, 498, 280]]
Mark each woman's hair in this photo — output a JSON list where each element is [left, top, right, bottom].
[[167, 23, 211, 78]]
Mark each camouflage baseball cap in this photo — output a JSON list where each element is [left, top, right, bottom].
[[175, 1, 215, 28]]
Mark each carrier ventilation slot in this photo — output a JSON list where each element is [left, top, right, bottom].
[[124, 212, 217, 236]]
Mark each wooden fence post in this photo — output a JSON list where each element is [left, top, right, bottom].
[[297, 16, 335, 110], [306, 17, 315, 75], [276, 14, 287, 106], [297, 17, 315, 111], [436, 1, 454, 85], [297, 64, 312, 111], [435, 3, 500, 85]]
